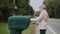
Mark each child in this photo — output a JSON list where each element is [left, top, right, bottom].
[[30, 4, 49, 34]]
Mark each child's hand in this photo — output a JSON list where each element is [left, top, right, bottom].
[[30, 18, 37, 22], [33, 23, 38, 25]]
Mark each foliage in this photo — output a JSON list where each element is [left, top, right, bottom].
[[0, 0, 34, 22], [0, 0, 14, 21], [44, 0, 60, 18], [16, 0, 34, 16]]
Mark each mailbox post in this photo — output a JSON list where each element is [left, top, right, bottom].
[[8, 16, 30, 34]]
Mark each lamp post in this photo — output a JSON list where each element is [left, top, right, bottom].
[[13, 0, 17, 15]]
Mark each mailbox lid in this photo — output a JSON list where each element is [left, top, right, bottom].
[[8, 16, 30, 30]]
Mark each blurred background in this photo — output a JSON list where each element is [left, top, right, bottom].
[[0, 0, 60, 34]]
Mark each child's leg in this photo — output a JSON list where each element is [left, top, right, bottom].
[[40, 29, 46, 34]]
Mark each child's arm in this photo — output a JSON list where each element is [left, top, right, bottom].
[[30, 18, 37, 22], [35, 11, 46, 22], [30, 18, 39, 25]]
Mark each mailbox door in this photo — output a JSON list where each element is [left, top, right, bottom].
[[8, 16, 30, 30]]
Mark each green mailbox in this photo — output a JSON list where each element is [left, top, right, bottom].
[[8, 16, 31, 34]]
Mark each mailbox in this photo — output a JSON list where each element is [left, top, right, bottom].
[[8, 16, 31, 34]]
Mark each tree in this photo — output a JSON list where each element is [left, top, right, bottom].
[[0, 0, 14, 21], [44, 0, 60, 18], [15, 0, 34, 16], [0, 0, 34, 22]]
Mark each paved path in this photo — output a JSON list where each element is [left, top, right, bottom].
[[31, 18, 60, 34], [46, 18, 60, 34]]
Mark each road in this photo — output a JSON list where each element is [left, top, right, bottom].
[[46, 18, 60, 34], [31, 18, 60, 34]]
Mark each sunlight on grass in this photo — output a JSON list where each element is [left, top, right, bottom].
[[0, 23, 34, 34], [0, 23, 10, 34], [22, 23, 33, 34]]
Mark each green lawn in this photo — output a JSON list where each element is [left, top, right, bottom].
[[0, 23, 33, 34], [0, 23, 10, 34]]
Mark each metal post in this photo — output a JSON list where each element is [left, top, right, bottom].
[[17, 30, 23, 34], [10, 30, 23, 34], [13, 0, 15, 5], [13, 0, 17, 15], [10, 30, 17, 34]]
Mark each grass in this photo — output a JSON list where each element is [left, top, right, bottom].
[[0, 23, 10, 34], [0, 23, 34, 34]]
